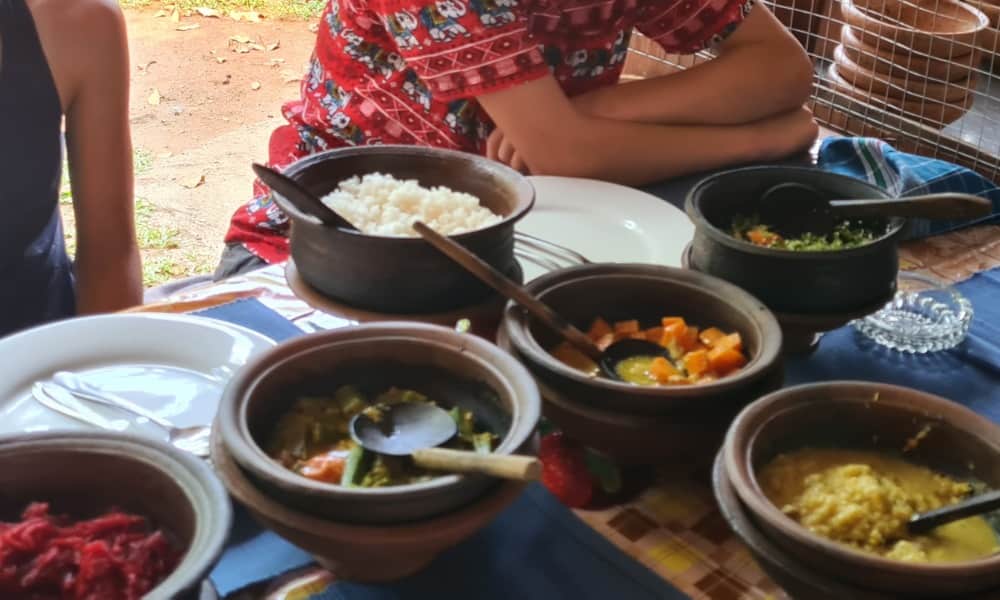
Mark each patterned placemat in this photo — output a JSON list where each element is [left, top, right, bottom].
[[899, 224, 1000, 284]]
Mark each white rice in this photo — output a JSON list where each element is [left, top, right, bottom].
[[321, 173, 501, 237]]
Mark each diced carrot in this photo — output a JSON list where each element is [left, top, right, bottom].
[[595, 333, 615, 351], [650, 357, 679, 383], [613, 320, 640, 337], [693, 374, 718, 385], [660, 321, 686, 347], [682, 349, 709, 377], [587, 317, 612, 342], [300, 452, 347, 484], [746, 228, 782, 247], [707, 347, 747, 376], [713, 332, 743, 353], [661, 317, 686, 328], [644, 326, 664, 342], [699, 327, 726, 346], [678, 326, 700, 352]]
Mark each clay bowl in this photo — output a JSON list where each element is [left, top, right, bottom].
[[497, 326, 783, 465], [0, 431, 232, 600], [210, 429, 525, 582], [722, 381, 1000, 597], [280, 145, 534, 314], [828, 64, 975, 125], [685, 165, 905, 316], [842, 0, 989, 58], [285, 259, 522, 341], [498, 264, 784, 462], [840, 24, 978, 81], [216, 322, 541, 524], [833, 44, 973, 103]]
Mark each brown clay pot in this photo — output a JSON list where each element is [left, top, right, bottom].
[[723, 381, 1000, 597], [840, 24, 977, 82], [280, 145, 534, 314], [210, 430, 525, 582], [0, 432, 232, 600], [833, 44, 973, 103], [216, 322, 541, 524], [828, 64, 975, 125], [842, 0, 990, 58]]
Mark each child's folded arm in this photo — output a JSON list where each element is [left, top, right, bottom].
[[478, 75, 817, 186], [572, 3, 813, 127]]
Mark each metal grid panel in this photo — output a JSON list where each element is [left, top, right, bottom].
[[624, 0, 1000, 181]]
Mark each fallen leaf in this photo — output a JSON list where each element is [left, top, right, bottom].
[[248, 43, 266, 51], [216, 56, 227, 64], [147, 88, 161, 105], [251, 81, 262, 90], [196, 6, 221, 17], [154, 9, 169, 17], [235, 47, 251, 54], [181, 174, 205, 189], [229, 10, 262, 22], [176, 23, 200, 31], [137, 60, 157, 74], [170, 7, 180, 22], [308, 22, 319, 32], [281, 69, 300, 83], [222, 74, 232, 85], [269, 58, 285, 67], [267, 40, 280, 51], [229, 34, 252, 44]]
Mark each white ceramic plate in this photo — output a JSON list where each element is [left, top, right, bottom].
[[0, 313, 275, 439], [516, 176, 695, 281]]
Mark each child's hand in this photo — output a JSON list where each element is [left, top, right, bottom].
[[751, 107, 819, 162], [486, 128, 530, 174]]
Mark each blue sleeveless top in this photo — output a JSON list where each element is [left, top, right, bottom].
[[0, 0, 76, 337]]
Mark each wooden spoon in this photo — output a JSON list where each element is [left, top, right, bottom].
[[411, 221, 669, 381], [251, 163, 358, 230]]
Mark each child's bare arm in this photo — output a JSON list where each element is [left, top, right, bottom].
[[571, 4, 813, 126], [478, 75, 817, 185], [62, 0, 143, 313]]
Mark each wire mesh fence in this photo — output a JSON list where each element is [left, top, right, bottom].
[[623, 0, 1000, 181]]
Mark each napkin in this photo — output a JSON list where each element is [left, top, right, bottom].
[[786, 267, 1000, 411], [193, 299, 680, 599], [817, 136, 1000, 239]]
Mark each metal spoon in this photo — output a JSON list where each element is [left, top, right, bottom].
[[50, 372, 210, 456], [908, 489, 1000, 535], [349, 403, 541, 481], [251, 163, 358, 230], [411, 220, 668, 380], [758, 182, 992, 238]]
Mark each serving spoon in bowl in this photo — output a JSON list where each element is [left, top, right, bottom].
[[349, 403, 541, 481], [908, 489, 1000, 535], [251, 163, 358, 230], [411, 220, 669, 381], [758, 183, 992, 238]]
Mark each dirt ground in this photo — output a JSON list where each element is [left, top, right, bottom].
[[64, 8, 318, 285]]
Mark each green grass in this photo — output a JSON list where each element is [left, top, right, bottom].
[[120, 0, 325, 19], [59, 148, 213, 288]]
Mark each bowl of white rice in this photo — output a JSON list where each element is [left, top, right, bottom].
[[279, 145, 533, 313]]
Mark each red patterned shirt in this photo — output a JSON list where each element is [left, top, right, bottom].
[[225, 0, 754, 263]]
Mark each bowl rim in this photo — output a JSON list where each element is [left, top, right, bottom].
[[723, 380, 1000, 577], [280, 144, 536, 240], [0, 430, 232, 600], [218, 321, 541, 499], [210, 428, 526, 540], [684, 165, 907, 260], [501, 263, 783, 398], [840, 24, 979, 69], [842, 0, 990, 36]]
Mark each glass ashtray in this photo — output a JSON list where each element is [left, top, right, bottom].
[[852, 271, 973, 353]]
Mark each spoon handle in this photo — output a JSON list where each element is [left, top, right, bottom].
[[909, 489, 1000, 534], [412, 448, 541, 481], [412, 221, 603, 361], [830, 193, 993, 219]]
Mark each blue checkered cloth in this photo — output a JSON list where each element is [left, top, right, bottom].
[[817, 136, 1000, 239]]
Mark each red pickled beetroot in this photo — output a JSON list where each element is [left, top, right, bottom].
[[0, 502, 180, 600]]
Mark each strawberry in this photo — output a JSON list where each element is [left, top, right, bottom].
[[539, 432, 593, 508]]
